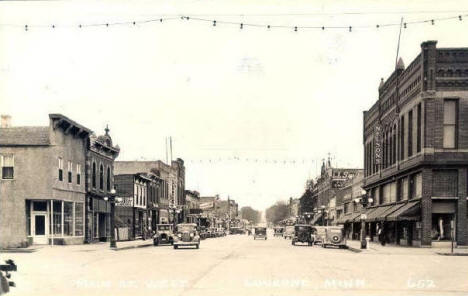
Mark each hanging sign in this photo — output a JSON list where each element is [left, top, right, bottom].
[[374, 125, 382, 164]]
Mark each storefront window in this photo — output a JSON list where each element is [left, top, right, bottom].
[[64, 202, 73, 236], [415, 173, 422, 198], [53, 201, 62, 235], [75, 202, 84, 236], [402, 177, 408, 200], [431, 214, 454, 241]]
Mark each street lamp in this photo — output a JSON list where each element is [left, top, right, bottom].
[[320, 205, 327, 226], [104, 188, 122, 249], [169, 204, 182, 230], [354, 189, 374, 249]]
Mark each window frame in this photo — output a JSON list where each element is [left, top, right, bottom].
[[67, 161, 73, 183], [58, 157, 63, 181], [1, 154, 15, 179], [443, 99, 458, 149]]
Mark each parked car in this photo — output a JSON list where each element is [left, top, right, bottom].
[[199, 227, 209, 240], [208, 227, 218, 238], [312, 226, 327, 245], [273, 226, 284, 237], [292, 225, 314, 246], [217, 228, 226, 237], [173, 223, 200, 249], [229, 227, 244, 235], [153, 224, 174, 246], [283, 226, 294, 239], [321, 226, 347, 248], [254, 227, 267, 240]]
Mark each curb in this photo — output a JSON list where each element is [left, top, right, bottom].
[[346, 246, 363, 253], [436, 252, 468, 256], [112, 243, 153, 251], [0, 248, 37, 253]]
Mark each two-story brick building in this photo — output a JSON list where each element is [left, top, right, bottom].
[[363, 41, 468, 247], [85, 127, 120, 243], [0, 114, 91, 247]]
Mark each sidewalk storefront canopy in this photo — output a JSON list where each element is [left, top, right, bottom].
[[348, 212, 362, 223], [336, 214, 351, 224], [386, 201, 421, 221], [365, 205, 394, 222], [310, 213, 322, 225]]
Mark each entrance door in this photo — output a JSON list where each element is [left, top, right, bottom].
[[32, 214, 48, 244]]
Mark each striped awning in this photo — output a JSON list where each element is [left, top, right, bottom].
[[386, 201, 421, 221]]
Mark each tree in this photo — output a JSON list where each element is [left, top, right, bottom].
[[240, 206, 261, 225], [299, 189, 315, 214], [265, 201, 289, 224]]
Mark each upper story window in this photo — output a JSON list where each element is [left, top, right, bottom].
[[92, 162, 96, 188], [99, 164, 104, 190], [106, 166, 111, 191], [67, 161, 72, 183], [443, 99, 458, 148], [76, 164, 81, 185], [58, 157, 63, 181], [1, 154, 14, 179]]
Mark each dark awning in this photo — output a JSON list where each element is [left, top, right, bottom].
[[336, 214, 351, 224], [365, 205, 394, 222], [311, 213, 322, 225], [386, 201, 421, 221], [348, 212, 362, 223]]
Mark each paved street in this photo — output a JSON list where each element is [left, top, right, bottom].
[[3, 230, 468, 296]]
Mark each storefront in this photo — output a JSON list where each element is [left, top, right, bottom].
[[431, 199, 456, 243], [26, 199, 84, 245], [115, 197, 134, 241], [90, 197, 111, 242]]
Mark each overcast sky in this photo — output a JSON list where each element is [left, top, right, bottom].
[[1, 0, 468, 210]]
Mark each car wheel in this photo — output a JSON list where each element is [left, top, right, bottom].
[[173, 245, 178, 249], [196, 244, 199, 249], [153, 239, 159, 246]]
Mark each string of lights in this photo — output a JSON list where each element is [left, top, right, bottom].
[[0, 13, 467, 32]]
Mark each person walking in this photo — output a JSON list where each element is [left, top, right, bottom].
[[378, 222, 386, 246]]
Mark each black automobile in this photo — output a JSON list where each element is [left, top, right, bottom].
[[292, 224, 314, 246], [254, 227, 267, 240]]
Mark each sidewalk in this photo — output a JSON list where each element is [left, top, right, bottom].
[[346, 239, 468, 256], [0, 239, 154, 254]]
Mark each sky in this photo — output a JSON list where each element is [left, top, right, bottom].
[[1, 0, 468, 211]]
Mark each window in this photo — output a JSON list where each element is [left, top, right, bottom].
[[58, 157, 63, 181], [415, 173, 422, 198], [1, 155, 14, 179], [53, 201, 62, 235], [92, 162, 96, 188], [400, 115, 405, 160], [402, 177, 408, 200], [106, 166, 111, 191], [443, 99, 458, 148], [417, 103, 422, 152], [408, 110, 413, 157], [99, 164, 104, 190], [67, 161, 72, 183], [76, 164, 81, 185], [64, 202, 73, 236]]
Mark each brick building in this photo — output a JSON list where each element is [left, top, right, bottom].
[[85, 127, 120, 243], [0, 114, 91, 247], [363, 40, 468, 247]]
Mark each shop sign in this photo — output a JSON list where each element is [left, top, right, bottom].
[[116, 197, 133, 207], [374, 125, 382, 164]]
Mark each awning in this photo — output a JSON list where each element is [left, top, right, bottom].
[[348, 212, 362, 223], [386, 201, 421, 221], [363, 205, 392, 222], [311, 213, 322, 225], [336, 214, 351, 224]]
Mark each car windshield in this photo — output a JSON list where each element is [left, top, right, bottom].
[[255, 228, 266, 233], [295, 226, 310, 232], [177, 225, 196, 232], [157, 225, 170, 231]]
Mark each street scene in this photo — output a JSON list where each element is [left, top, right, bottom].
[[2, 0, 468, 295]]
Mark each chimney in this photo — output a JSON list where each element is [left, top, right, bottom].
[[1, 115, 11, 128]]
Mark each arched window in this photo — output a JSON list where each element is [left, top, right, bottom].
[[99, 164, 104, 190], [92, 162, 96, 188], [106, 166, 111, 191]]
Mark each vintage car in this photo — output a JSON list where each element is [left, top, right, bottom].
[[273, 226, 284, 237], [254, 227, 267, 240], [283, 226, 295, 239], [173, 223, 200, 249], [229, 227, 244, 235], [292, 225, 314, 246], [199, 227, 209, 240], [208, 227, 218, 238], [153, 224, 174, 246], [312, 226, 327, 245], [321, 226, 347, 248]]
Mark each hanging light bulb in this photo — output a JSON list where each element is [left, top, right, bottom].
[[431, 19, 434, 25], [160, 18, 163, 22], [294, 26, 297, 32], [52, 25, 55, 29], [240, 23, 243, 29], [322, 26, 325, 30], [106, 23, 109, 27], [349, 26, 352, 32], [213, 20, 216, 26], [267, 25, 270, 30], [404, 23, 407, 29], [25, 25, 28, 31], [459, 15, 463, 21], [376, 24, 380, 29], [133, 21, 136, 25]]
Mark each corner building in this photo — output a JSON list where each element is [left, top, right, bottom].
[[363, 41, 468, 247]]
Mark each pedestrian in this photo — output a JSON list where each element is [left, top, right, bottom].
[[378, 223, 386, 246]]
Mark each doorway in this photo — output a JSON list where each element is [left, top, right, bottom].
[[31, 201, 49, 244]]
